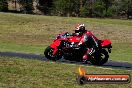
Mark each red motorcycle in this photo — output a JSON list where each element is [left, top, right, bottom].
[[44, 32, 112, 65]]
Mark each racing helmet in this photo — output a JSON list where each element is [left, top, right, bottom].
[[75, 24, 86, 35]]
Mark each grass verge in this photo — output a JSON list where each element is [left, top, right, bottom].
[[0, 56, 132, 88]]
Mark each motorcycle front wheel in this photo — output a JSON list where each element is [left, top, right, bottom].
[[44, 46, 62, 61]]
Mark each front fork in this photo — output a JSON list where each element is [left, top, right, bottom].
[[52, 48, 58, 55]]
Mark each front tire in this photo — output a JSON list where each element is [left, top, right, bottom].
[[44, 46, 62, 61], [90, 49, 109, 65]]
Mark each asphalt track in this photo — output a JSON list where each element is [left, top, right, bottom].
[[0, 51, 132, 70]]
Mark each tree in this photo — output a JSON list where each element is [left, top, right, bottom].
[[127, 0, 132, 19], [116, 0, 132, 19], [17, 0, 33, 14], [0, 0, 8, 12], [53, 0, 80, 16], [102, 0, 113, 13], [80, 0, 105, 17], [93, 0, 106, 17], [79, 0, 94, 17], [37, 0, 53, 15]]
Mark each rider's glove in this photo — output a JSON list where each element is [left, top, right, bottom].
[[65, 32, 70, 36]]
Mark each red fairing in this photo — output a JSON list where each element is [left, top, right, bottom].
[[68, 36, 81, 43], [50, 40, 61, 55], [50, 40, 61, 49], [101, 39, 111, 47]]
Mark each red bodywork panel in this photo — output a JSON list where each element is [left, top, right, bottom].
[[50, 38, 68, 48], [68, 36, 81, 43], [50, 40, 61, 49], [101, 39, 111, 47], [50, 36, 81, 49], [50, 40, 61, 55]]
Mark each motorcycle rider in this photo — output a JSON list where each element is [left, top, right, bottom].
[[73, 24, 99, 63]]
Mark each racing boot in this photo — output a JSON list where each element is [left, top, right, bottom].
[[82, 55, 89, 64], [82, 48, 95, 64]]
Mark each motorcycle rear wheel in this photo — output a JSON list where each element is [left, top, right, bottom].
[[44, 46, 62, 61], [90, 49, 109, 65]]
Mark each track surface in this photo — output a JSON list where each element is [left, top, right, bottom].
[[0, 51, 132, 70]]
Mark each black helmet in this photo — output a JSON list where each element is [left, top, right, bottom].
[[75, 24, 86, 35]]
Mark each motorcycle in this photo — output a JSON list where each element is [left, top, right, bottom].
[[44, 32, 112, 65]]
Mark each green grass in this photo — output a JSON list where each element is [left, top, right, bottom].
[[0, 42, 45, 54], [0, 12, 132, 62], [110, 43, 132, 62], [0, 56, 132, 88]]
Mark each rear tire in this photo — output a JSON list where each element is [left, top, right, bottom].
[[90, 49, 109, 65], [44, 46, 62, 61]]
